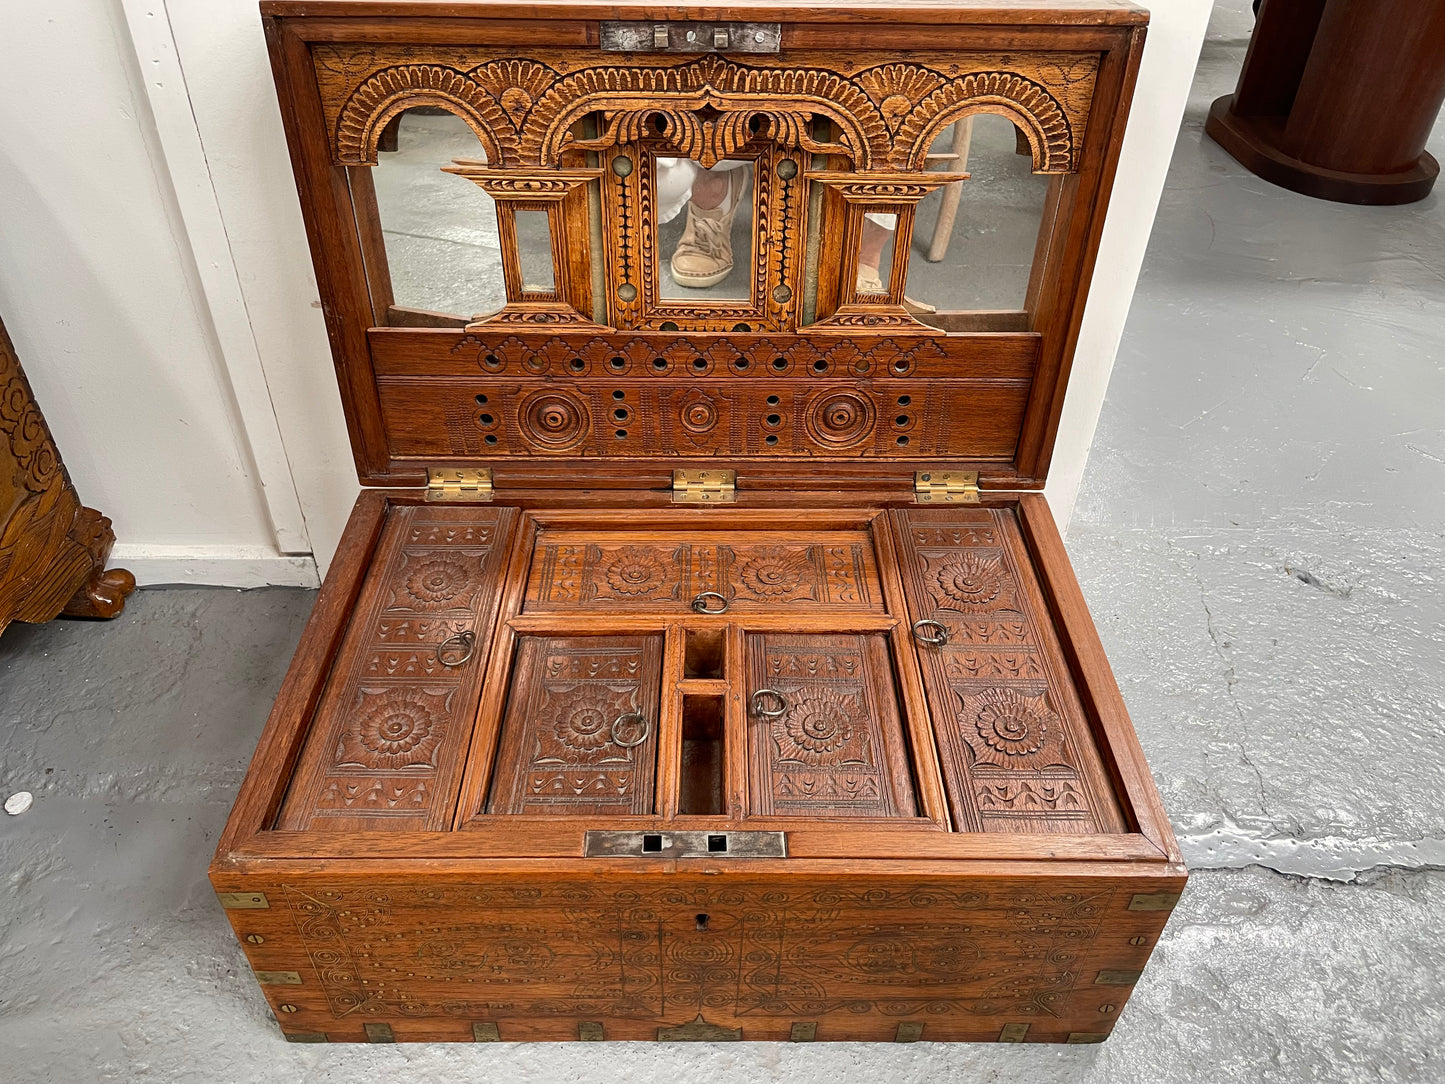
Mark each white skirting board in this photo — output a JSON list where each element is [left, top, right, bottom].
[[110, 545, 320, 589]]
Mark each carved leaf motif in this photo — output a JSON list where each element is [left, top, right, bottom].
[[893, 71, 1073, 170], [469, 59, 558, 124], [853, 64, 948, 134]]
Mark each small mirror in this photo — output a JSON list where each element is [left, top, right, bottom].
[[857, 212, 899, 297], [907, 114, 1052, 321], [655, 158, 754, 301], [513, 210, 555, 294], [370, 110, 505, 320]]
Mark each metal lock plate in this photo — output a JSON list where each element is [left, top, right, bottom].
[[601, 21, 781, 54], [583, 829, 786, 858]]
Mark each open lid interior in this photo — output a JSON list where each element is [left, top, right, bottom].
[[262, 1, 1146, 492]]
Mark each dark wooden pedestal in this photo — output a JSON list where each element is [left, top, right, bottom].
[[1206, 0, 1445, 205]]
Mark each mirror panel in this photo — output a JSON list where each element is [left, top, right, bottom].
[[906, 114, 1052, 317], [655, 158, 755, 301], [370, 110, 506, 319]]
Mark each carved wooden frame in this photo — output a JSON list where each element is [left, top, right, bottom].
[[807, 170, 970, 333], [600, 141, 806, 332]]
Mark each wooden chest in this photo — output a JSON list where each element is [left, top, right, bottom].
[[212, 0, 1185, 1045]]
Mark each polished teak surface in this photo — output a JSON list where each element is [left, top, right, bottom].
[[212, 0, 1185, 1045]]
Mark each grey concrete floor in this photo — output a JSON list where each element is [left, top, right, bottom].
[[4, 4, 1445, 1081]]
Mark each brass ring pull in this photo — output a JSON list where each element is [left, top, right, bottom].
[[611, 712, 651, 748], [750, 688, 788, 718], [691, 591, 729, 614], [911, 619, 949, 647], [436, 629, 477, 667]]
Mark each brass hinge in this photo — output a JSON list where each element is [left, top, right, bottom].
[[426, 467, 493, 502], [914, 470, 980, 504], [672, 468, 736, 504]]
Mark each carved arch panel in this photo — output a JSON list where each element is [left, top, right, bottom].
[[317, 49, 1098, 174]]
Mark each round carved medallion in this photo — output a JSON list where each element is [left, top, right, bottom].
[[403, 555, 470, 606], [518, 389, 589, 451], [804, 390, 876, 449], [738, 547, 808, 597], [782, 689, 855, 758], [971, 688, 1054, 757], [602, 546, 668, 596], [554, 697, 614, 752], [355, 689, 443, 768], [931, 553, 1004, 610]]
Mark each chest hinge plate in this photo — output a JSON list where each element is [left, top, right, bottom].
[[914, 470, 980, 505], [673, 469, 736, 504], [426, 467, 494, 503]]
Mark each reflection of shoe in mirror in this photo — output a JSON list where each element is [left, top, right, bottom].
[[670, 170, 746, 288], [857, 264, 885, 293]]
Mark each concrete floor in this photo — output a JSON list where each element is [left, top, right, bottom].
[[3, 3, 1445, 1080]]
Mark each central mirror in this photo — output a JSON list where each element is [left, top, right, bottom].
[[655, 157, 755, 301]]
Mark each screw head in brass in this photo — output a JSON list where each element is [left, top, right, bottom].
[[278, 1004, 299, 1014]]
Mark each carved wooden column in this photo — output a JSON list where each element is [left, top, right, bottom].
[[1207, 0, 1445, 205], [0, 317, 134, 634]]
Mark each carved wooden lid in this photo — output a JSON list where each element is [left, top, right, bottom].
[[263, 2, 1146, 490]]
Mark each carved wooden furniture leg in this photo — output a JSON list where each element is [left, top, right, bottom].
[[60, 506, 137, 619], [927, 117, 973, 263], [0, 317, 135, 634]]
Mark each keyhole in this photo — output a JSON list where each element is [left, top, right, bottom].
[[695, 913, 710, 931]]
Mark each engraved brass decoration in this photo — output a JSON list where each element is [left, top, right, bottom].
[[217, 891, 270, 910]]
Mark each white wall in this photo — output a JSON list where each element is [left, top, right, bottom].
[[1045, 0, 1215, 532], [0, 1, 1211, 586], [0, 0, 316, 586]]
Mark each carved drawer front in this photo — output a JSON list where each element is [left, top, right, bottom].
[[745, 632, 917, 819], [523, 529, 883, 614], [892, 509, 1125, 835], [276, 505, 517, 831], [488, 634, 664, 815]]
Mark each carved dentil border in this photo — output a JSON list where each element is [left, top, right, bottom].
[[330, 55, 1091, 173]]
